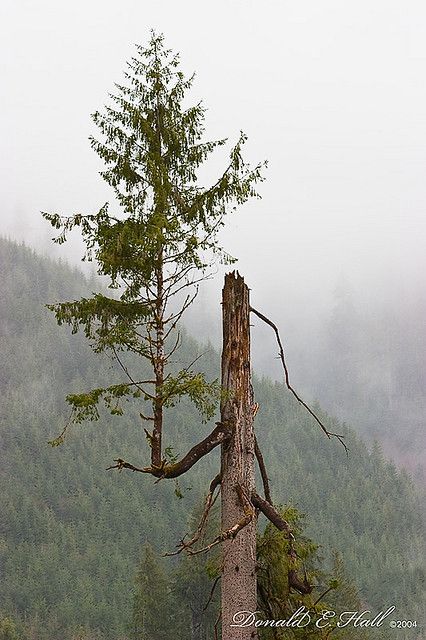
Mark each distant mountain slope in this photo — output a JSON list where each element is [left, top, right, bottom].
[[0, 238, 424, 638], [251, 284, 426, 483]]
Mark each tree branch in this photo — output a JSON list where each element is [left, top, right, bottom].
[[313, 586, 334, 607], [250, 307, 348, 454], [107, 422, 232, 479], [288, 566, 313, 595], [184, 484, 255, 556], [251, 492, 294, 540], [254, 435, 272, 504], [164, 473, 221, 556], [203, 576, 221, 612], [139, 412, 154, 422], [111, 346, 156, 396], [163, 288, 199, 342]]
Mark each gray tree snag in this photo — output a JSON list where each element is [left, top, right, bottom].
[[221, 272, 257, 640]]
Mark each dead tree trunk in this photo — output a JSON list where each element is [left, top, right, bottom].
[[221, 272, 257, 640]]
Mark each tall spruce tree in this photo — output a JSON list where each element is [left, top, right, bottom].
[[43, 32, 264, 471]]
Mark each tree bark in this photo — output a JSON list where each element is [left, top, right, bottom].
[[221, 272, 257, 640]]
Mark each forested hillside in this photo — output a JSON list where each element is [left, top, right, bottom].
[[246, 283, 426, 484], [0, 238, 424, 639]]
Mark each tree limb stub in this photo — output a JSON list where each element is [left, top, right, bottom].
[[107, 422, 232, 479], [250, 306, 348, 454], [251, 492, 294, 540]]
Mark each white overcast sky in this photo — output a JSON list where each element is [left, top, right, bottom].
[[1, 0, 425, 327]]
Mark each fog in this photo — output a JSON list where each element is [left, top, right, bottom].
[[1, 1, 425, 470]]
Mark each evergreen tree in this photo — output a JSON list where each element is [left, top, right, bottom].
[[131, 544, 182, 640], [42, 32, 264, 474], [256, 511, 379, 640]]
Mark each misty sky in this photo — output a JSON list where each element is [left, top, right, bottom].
[[1, 0, 426, 334]]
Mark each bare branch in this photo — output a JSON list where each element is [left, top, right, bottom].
[[47, 409, 74, 446], [165, 330, 182, 360], [164, 473, 221, 557], [203, 576, 221, 612], [313, 586, 334, 607], [250, 307, 348, 454], [185, 484, 255, 556], [139, 412, 154, 422], [160, 424, 231, 478], [106, 458, 153, 474], [163, 287, 198, 342], [254, 435, 272, 504], [163, 262, 193, 286], [165, 272, 211, 300], [112, 345, 156, 397]]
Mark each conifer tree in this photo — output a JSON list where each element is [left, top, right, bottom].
[[43, 32, 264, 475], [131, 544, 183, 640]]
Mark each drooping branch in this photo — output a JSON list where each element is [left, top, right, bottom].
[[139, 412, 154, 422], [250, 306, 348, 454], [111, 346, 155, 396], [165, 329, 182, 361], [107, 422, 232, 479], [203, 575, 221, 612], [254, 435, 272, 504], [165, 473, 222, 556], [312, 586, 334, 607], [47, 410, 74, 447], [252, 492, 313, 595]]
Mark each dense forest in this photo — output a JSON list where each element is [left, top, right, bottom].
[[0, 238, 425, 639]]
